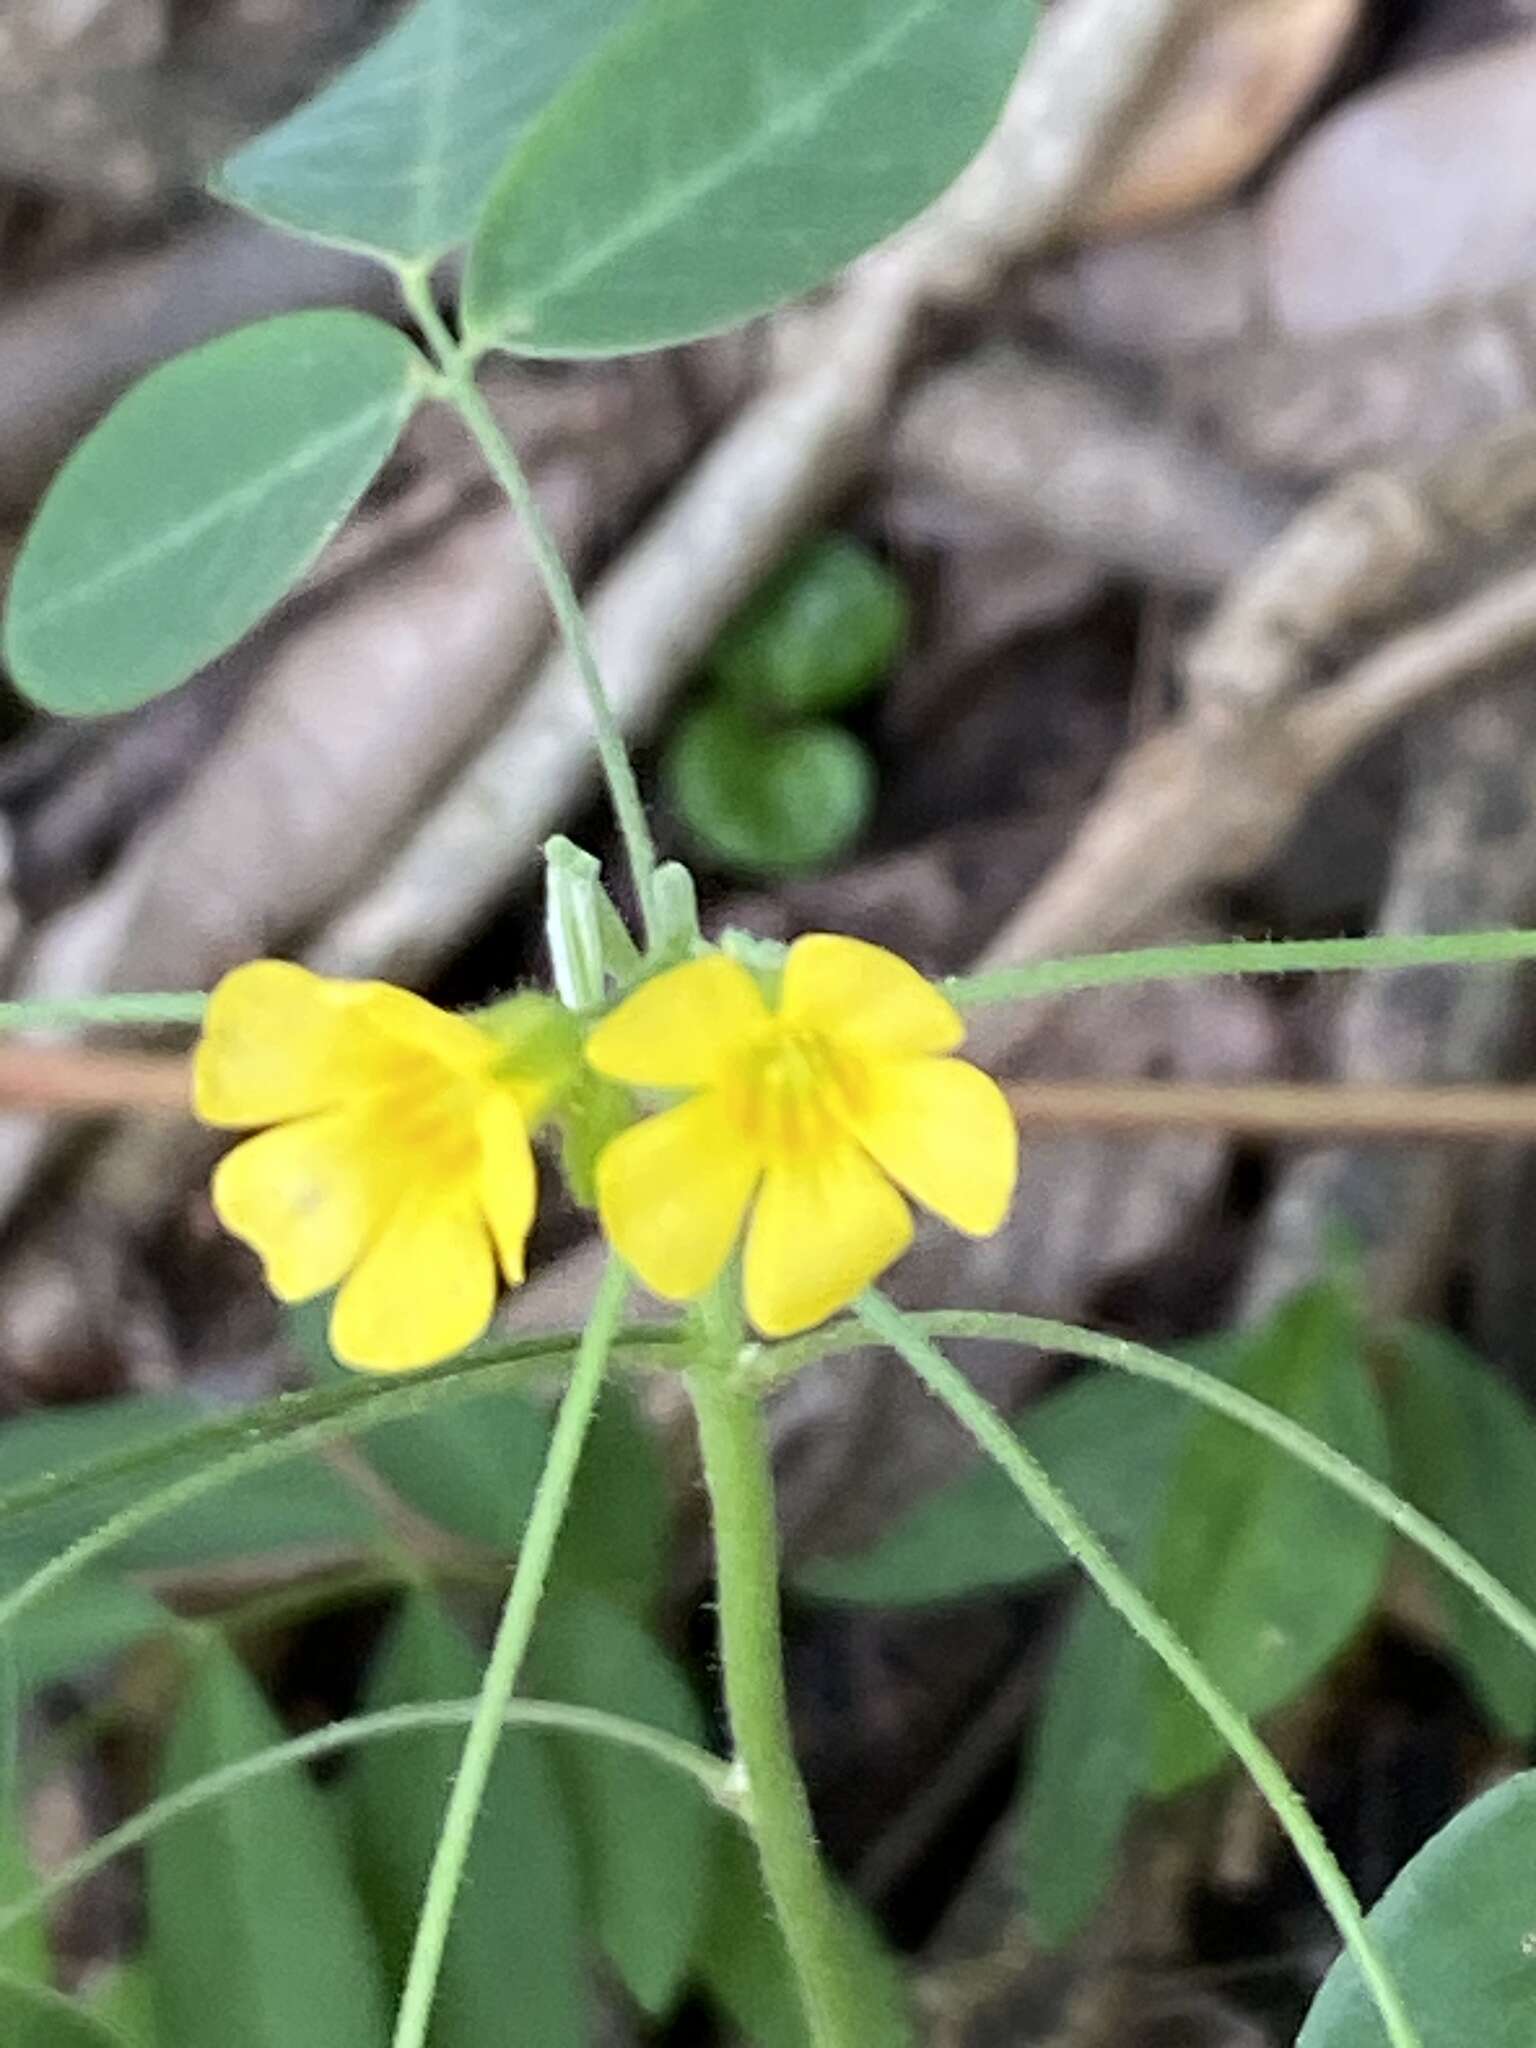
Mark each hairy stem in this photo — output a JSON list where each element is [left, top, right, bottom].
[[399, 267, 660, 941], [391, 1256, 628, 2048], [0, 991, 206, 1031], [947, 927, 1536, 1009], [0, 1695, 733, 1940], [764, 1309, 1536, 1671], [688, 1359, 872, 2048], [0, 1327, 687, 1634], [0, 1327, 681, 1553], [858, 1290, 1422, 2048]]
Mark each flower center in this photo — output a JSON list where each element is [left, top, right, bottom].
[[365, 1061, 486, 1184], [722, 1024, 867, 1164]]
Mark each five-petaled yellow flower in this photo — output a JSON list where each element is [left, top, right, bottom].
[[195, 962, 549, 1373], [586, 934, 1018, 1337]]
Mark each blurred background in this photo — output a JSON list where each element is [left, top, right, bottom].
[[6, 1, 1536, 2042]]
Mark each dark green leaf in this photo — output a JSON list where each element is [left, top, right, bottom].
[[0, 1391, 382, 1592], [1387, 1325, 1536, 1738], [665, 702, 874, 876], [4, 314, 421, 716], [0, 1641, 13, 1825], [1021, 1566, 1152, 1948], [797, 1375, 1185, 1606], [148, 1637, 389, 2048], [217, 0, 640, 263], [548, 1377, 669, 1615], [0, 1829, 45, 1989], [349, 1592, 586, 2048], [527, 1593, 712, 2014], [0, 1646, 47, 1988], [463, 0, 1039, 356], [695, 1827, 914, 2048], [713, 537, 908, 717], [1145, 1284, 1390, 1795], [0, 1977, 129, 2048], [82, 1967, 154, 2048], [694, 1829, 805, 2048], [293, 1303, 550, 1553], [1298, 1770, 1536, 2046], [1023, 1290, 1390, 1939], [9, 1578, 170, 1691]]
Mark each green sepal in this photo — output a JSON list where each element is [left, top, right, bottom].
[[472, 992, 585, 1119], [555, 1071, 638, 1208], [720, 929, 788, 1006], [648, 861, 703, 968], [543, 836, 642, 1009]]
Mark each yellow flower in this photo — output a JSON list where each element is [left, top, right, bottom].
[[194, 961, 553, 1373], [587, 934, 1017, 1337]]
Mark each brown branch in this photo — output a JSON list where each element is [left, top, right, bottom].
[[968, 555, 1536, 1053], [1009, 1079, 1536, 1140], [7, 1044, 1536, 1143], [0, 1045, 190, 1115], [310, 0, 1205, 981]]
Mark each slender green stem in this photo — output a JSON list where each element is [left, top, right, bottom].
[[857, 1290, 1421, 2048], [763, 1309, 1536, 1672], [0, 991, 206, 1032], [0, 1692, 732, 1940], [0, 1326, 683, 1569], [391, 1257, 629, 2048], [946, 928, 1536, 1010], [398, 267, 660, 940], [688, 1356, 870, 2048]]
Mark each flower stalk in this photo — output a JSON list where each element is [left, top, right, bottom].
[[398, 265, 661, 945], [390, 1256, 629, 2048], [857, 1288, 1424, 2048], [688, 1330, 871, 2048]]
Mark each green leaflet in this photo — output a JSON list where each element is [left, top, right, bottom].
[[797, 1374, 1183, 1605], [1387, 1324, 1536, 1738], [693, 1828, 914, 2048], [7, 1579, 170, 1693], [664, 701, 875, 876], [1144, 1287, 1389, 1795], [147, 1639, 389, 2048], [527, 1592, 713, 2015], [292, 1303, 551, 1554], [464, 0, 1039, 355], [1298, 1771, 1536, 2046], [4, 313, 421, 716], [348, 1593, 587, 2048], [1021, 1569, 1154, 1949], [0, 1389, 382, 1594], [0, 1976, 130, 2048], [712, 536, 909, 719], [81, 1967, 154, 2048], [0, 1645, 46, 1988], [1022, 1288, 1389, 1941], [547, 1376, 671, 1615], [216, 0, 641, 263]]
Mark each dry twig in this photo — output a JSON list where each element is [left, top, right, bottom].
[[308, 0, 1204, 981]]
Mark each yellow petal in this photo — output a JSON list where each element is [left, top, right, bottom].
[[195, 963, 497, 1131], [194, 962, 388, 1128], [360, 983, 500, 1079], [329, 1190, 497, 1372], [743, 1141, 912, 1338], [586, 956, 769, 1089], [211, 1112, 393, 1302], [477, 1092, 537, 1286], [779, 934, 963, 1059], [844, 1057, 1017, 1236], [595, 1093, 758, 1301]]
